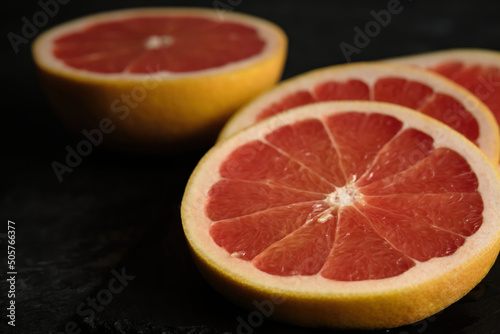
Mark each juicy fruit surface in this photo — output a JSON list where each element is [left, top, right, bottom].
[[430, 61, 500, 135], [256, 78, 480, 144], [207, 112, 483, 281], [53, 16, 265, 73]]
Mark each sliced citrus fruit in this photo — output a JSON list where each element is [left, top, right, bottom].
[[218, 63, 500, 164], [388, 48, 500, 161], [32, 7, 287, 150], [182, 101, 500, 329]]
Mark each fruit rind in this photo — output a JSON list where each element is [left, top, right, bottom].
[[189, 237, 499, 329], [182, 101, 500, 329], [386, 48, 500, 68]]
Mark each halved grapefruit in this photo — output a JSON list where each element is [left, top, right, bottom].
[[32, 7, 287, 150], [388, 48, 500, 159], [182, 101, 500, 329], [218, 63, 500, 164]]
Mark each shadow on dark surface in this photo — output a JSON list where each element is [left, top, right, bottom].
[[61, 206, 500, 334]]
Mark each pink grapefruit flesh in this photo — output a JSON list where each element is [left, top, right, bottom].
[[208, 111, 482, 281], [257, 77, 479, 144], [182, 101, 500, 329], [430, 63, 500, 133], [387, 49, 500, 164], [53, 16, 266, 74]]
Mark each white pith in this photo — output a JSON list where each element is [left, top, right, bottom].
[[218, 62, 500, 165], [145, 35, 174, 49], [326, 184, 360, 208], [32, 7, 285, 80], [182, 101, 500, 296]]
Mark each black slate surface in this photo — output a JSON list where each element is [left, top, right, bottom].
[[2, 1, 500, 333]]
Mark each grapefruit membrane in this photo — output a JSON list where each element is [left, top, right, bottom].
[[388, 48, 500, 162], [182, 101, 500, 329], [32, 7, 287, 150], [218, 63, 500, 165]]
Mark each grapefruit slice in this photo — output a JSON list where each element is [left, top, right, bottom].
[[182, 101, 500, 329], [32, 7, 287, 150], [388, 48, 500, 160], [218, 63, 500, 164]]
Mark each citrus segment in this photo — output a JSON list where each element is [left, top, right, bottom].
[[360, 148, 479, 195], [389, 49, 500, 131], [373, 78, 432, 109], [265, 119, 346, 186], [357, 204, 465, 261], [32, 8, 287, 149], [315, 79, 370, 102], [363, 194, 483, 237], [388, 49, 500, 163], [182, 101, 500, 329], [258, 91, 316, 120], [209, 202, 328, 261], [206, 180, 325, 221], [219, 63, 499, 165], [324, 112, 403, 180], [320, 206, 415, 281], [419, 94, 479, 141], [355, 128, 434, 187], [218, 140, 335, 193], [252, 213, 337, 276]]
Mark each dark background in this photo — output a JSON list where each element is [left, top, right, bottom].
[[2, 1, 500, 333]]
